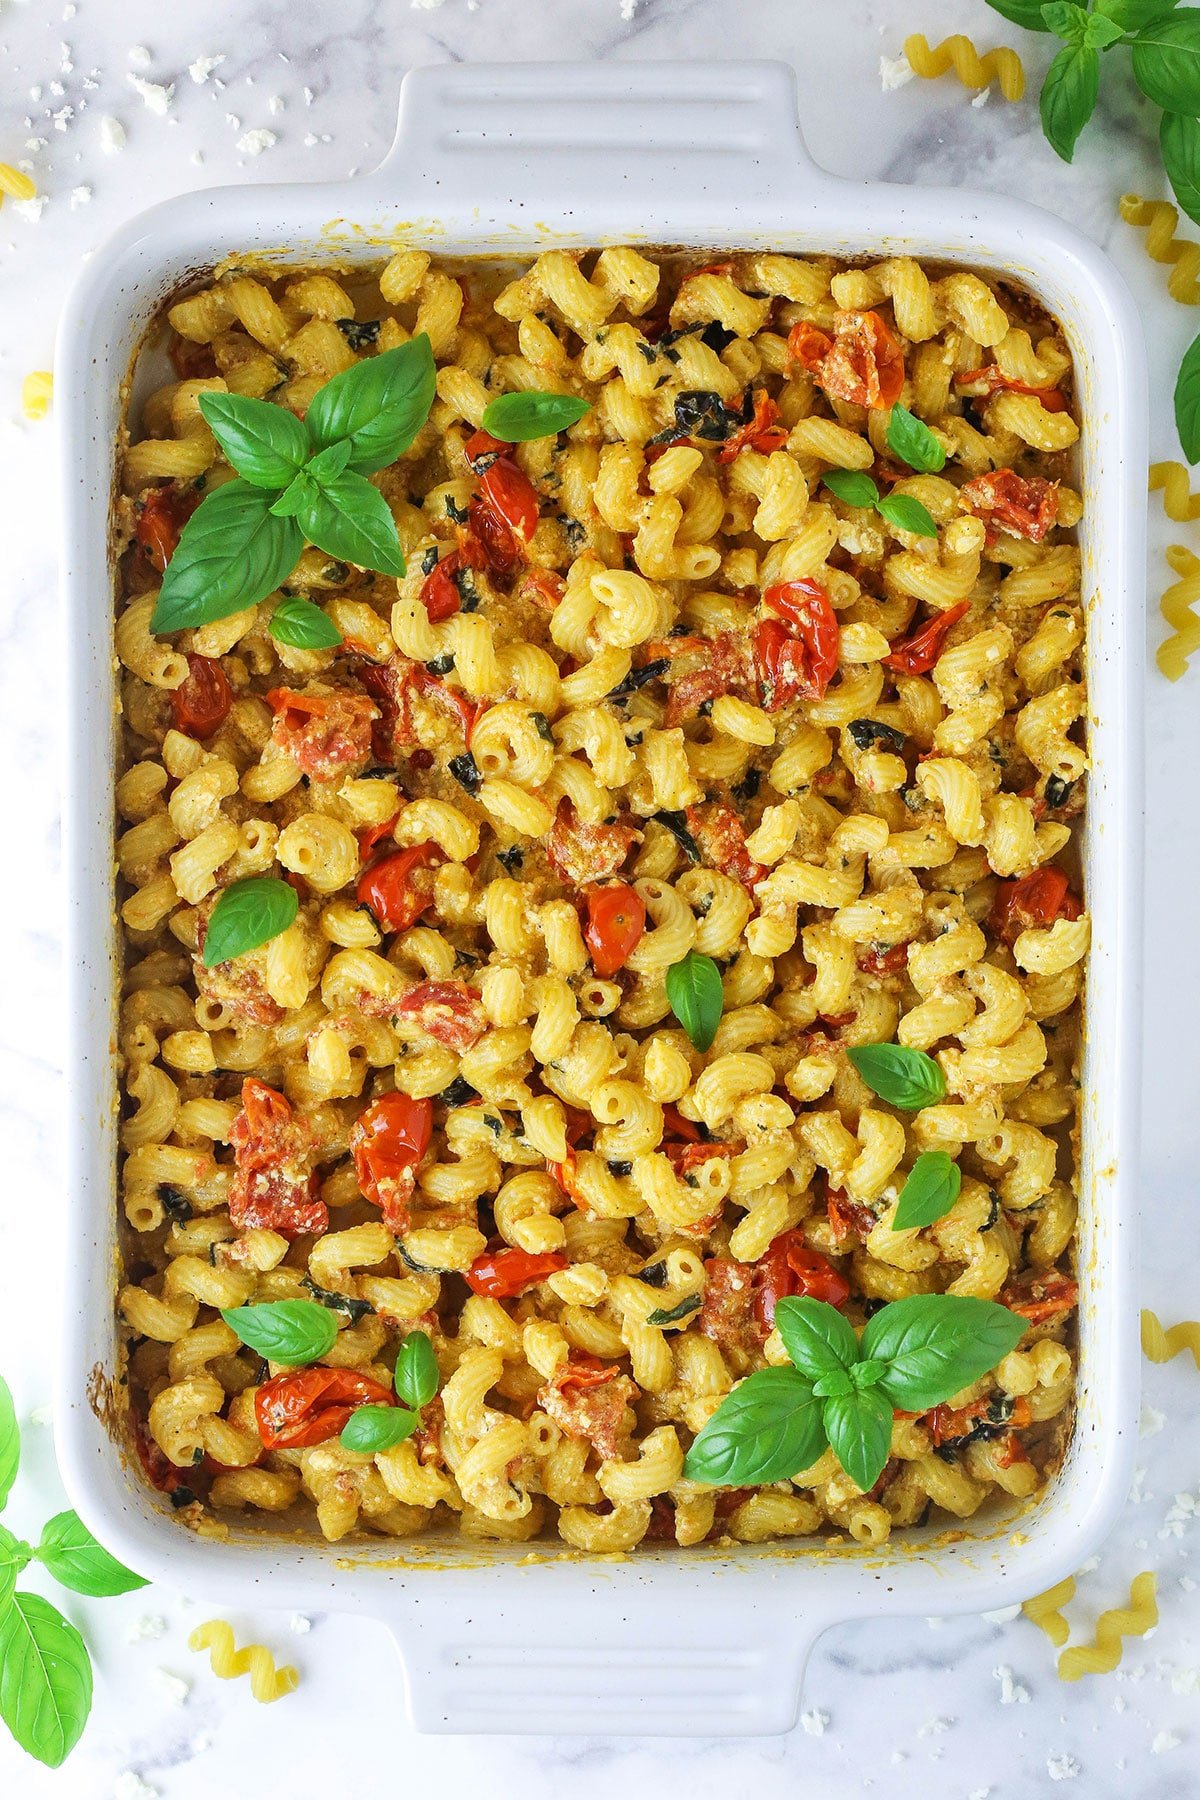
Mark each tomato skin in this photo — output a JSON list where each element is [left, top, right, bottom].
[[956, 364, 1067, 412], [883, 598, 971, 675], [350, 1092, 433, 1233], [664, 1141, 736, 1176], [229, 1078, 326, 1238], [394, 980, 486, 1051], [479, 458, 539, 548], [465, 1247, 568, 1298], [716, 390, 789, 464], [356, 842, 445, 933], [550, 1354, 619, 1394], [753, 1231, 849, 1329], [1000, 1270, 1078, 1325], [757, 580, 840, 705], [546, 803, 638, 886], [136, 485, 202, 572], [989, 866, 1082, 945], [661, 1105, 703, 1144], [857, 942, 909, 977], [789, 310, 903, 410], [959, 469, 1059, 543], [463, 429, 506, 470], [419, 552, 467, 622], [170, 653, 232, 738], [584, 883, 647, 976], [255, 1368, 393, 1452], [518, 568, 566, 612], [686, 801, 765, 891]]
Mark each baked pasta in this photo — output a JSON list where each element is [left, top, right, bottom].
[[114, 245, 1085, 1551]]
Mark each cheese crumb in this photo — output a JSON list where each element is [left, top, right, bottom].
[[1141, 1404, 1166, 1438], [70, 185, 91, 208], [189, 55, 225, 83], [968, 1791, 992, 1800], [13, 196, 48, 222], [225, 114, 242, 131], [993, 1665, 1030, 1705], [100, 115, 127, 153], [237, 129, 277, 156], [1047, 1754, 1080, 1781], [918, 1716, 952, 1737], [128, 45, 152, 70], [269, 94, 285, 115], [128, 75, 175, 116], [113, 1776, 159, 1800], [151, 1668, 190, 1706], [289, 1614, 311, 1634], [971, 87, 991, 108], [1152, 1731, 1181, 1754], [880, 53, 915, 91], [126, 1614, 167, 1643], [800, 1708, 829, 1736], [303, 86, 314, 105], [981, 1604, 1022, 1624]]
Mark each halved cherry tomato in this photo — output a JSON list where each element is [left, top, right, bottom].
[[394, 980, 486, 1051], [479, 458, 540, 550], [662, 1105, 703, 1143], [170, 653, 232, 739], [927, 1395, 1032, 1449], [419, 551, 469, 622], [134, 1419, 191, 1491], [229, 1077, 325, 1238], [550, 1354, 620, 1393], [686, 801, 765, 891], [350, 1091, 433, 1233], [584, 883, 647, 976], [882, 598, 971, 676], [716, 389, 789, 464], [789, 310, 904, 410], [356, 842, 445, 933], [547, 1146, 581, 1201], [959, 469, 1059, 543], [827, 1190, 878, 1245], [752, 1230, 849, 1329], [417, 670, 484, 744], [255, 1368, 394, 1452], [956, 364, 1068, 413], [665, 1141, 736, 1177], [463, 428, 506, 471], [517, 568, 566, 611], [357, 812, 400, 861], [989, 866, 1082, 945], [465, 1246, 568, 1298], [755, 579, 840, 707], [1000, 1269, 1078, 1325], [136, 485, 203, 572]]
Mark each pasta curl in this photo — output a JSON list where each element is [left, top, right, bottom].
[[188, 1620, 300, 1702], [903, 33, 1025, 101]]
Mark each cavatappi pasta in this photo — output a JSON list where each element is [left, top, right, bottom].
[[115, 247, 1085, 1550]]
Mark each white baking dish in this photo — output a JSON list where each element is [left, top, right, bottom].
[[56, 61, 1146, 1736]]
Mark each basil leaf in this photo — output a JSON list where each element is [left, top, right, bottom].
[[0, 1593, 92, 1768], [306, 439, 354, 483], [885, 403, 946, 474], [1096, 0, 1179, 23], [861, 1295, 1029, 1411], [847, 1042, 946, 1110], [35, 1512, 147, 1598], [1162, 110, 1200, 226], [985, 0, 1054, 25], [151, 481, 303, 633], [891, 1151, 962, 1232], [682, 1367, 827, 1486], [394, 1331, 439, 1410], [811, 1368, 853, 1400], [0, 1524, 31, 1611], [1084, 11, 1127, 44], [270, 469, 316, 519], [298, 469, 407, 577], [1042, 0, 1089, 39], [196, 391, 308, 488], [1176, 328, 1200, 462], [822, 1389, 894, 1493], [220, 1299, 338, 1366], [774, 1296, 860, 1381], [339, 1405, 419, 1454], [876, 492, 939, 538], [305, 334, 437, 474], [646, 1294, 702, 1328], [0, 1378, 17, 1510], [269, 595, 343, 650], [664, 951, 724, 1053], [823, 468, 880, 509], [481, 390, 591, 442], [201, 876, 298, 969], [1039, 43, 1100, 162], [1133, 10, 1200, 112]]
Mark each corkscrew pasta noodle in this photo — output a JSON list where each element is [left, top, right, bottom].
[[1140, 1307, 1200, 1368], [1056, 1572, 1158, 1681], [188, 1620, 300, 1702], [902, 33, 1025, 102], [115, 245, 1085, 1550]]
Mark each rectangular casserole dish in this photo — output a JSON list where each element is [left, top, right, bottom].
[[57, 60, 1146, 1736]]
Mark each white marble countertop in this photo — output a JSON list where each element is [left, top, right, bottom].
[[0, 0, 1197, 1793]]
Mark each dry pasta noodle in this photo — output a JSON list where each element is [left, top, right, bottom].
[[1149, 459, 1200, 522], [115, 244, 1086, 1551], [0, 161, 36, 202], [1119, 195, 1200, 305], [22, 370, 52, 422], [1157, 545, 1200, 681], [188, 1620, 299, 1701], [1056, 1572, 1158, 1681], [1140, 1306, 1200, 1368], [1022, 1576, 1076, 1647], [903, 33, 1025, 102]]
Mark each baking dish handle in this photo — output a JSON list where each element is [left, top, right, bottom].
[[371, 61, 829, 210], [382, 1590, 832, 1735]]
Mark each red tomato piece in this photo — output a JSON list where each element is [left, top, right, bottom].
[[268, 686, 378, 780], [229, 1078, 326, 1238], [927, 1395, 1032, 1449], [135, 485, 203, 572], [685, 801, 765, 891], [857, 943, 909, 977], [478, 458, 540, 554], [661, 1104, 703, 1144], [664, 1141, 736, 1176], [394, 980, 486, 1051], [696, 1257, 758, 1352], [959, 469, 1059, 543], [356, 842, 445, 933], [463, 428, 506, 470], [538, 1359, 635, 1459], [419, 551, 469, 622], [716, 389, 789, 464], [517, 568, 566, 612], [1000, 1270, 1078, 1325], [350, 1092, 433, 1233], [663, 630, 754, 727], [956, 364, 1068, 412], [826, 1190, 878, 1245], [989, 866, 1082, 945], [357, 812, 400, 861], [546, 803, 639, 886], [255, 1368, 393, 1452], [789, 309, 904, 410], [753, 1230, 849, 1329], [168, 339, 219, 382], [465, 1247, 568, 1298], [756, 579, 840, 705], [882, 598, 971, 676], [584, 883, 647, 976], [170, 653, 232, 739]]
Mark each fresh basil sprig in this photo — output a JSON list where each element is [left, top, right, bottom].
[[481, 389, 591, 442], [151, 335, 436, 633], [665, 951, 724, 1052], [891, 1151, 963, 1231], [201, 876, 298, 968], [339, 1330, 440, 1454], [34, 1512, 149, 1598], [269, 594, 343, 650], [885, 402, 946, 473], [220, 1299, 338, 1365], [822, 468, 938, 538], [684, 1293, 1028, 1492], [847, 1042, 946, 1110]]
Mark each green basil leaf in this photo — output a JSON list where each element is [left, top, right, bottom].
[[682, 1367, 827, 1486], [151, 481, 303, 633], [481, 390, 591, 442], [646, 1294, 702, 1328], [1041, 1, 1089, 40], [220, 1299, 338, 1366], [664, 951, 725, 1053], [394, 1331, 439, 1410], [891, 1151, 963, 1232], [811, 1368, 854, 1400], [306, 439, 353, 483], [822, 468, 880, 509], [298, 469, 407, 577], [196, 391, 308, 488], [885, 403, 946, 474], [1162, 110, 1200, 226], [270, 470, 316, 519], [1083, 11, 1127, 44], [269, 595, 343, 650], [1133, 10, 1200, 113], [847, 1042, 946, 1110], [851, 1357, 888, 1390], [1096, 0, 1179, 23], [1176, 328, 1200, 461], [0, 1593, 92, 1768], [34, 1512, 147, 1598], [861, 1295, 1029, 1411], [774, 1296, 860, 1382], [0, 1525, 31, 1611], [876, 492, 939, 538], [985, 0, 1055, 25], [0, 1378, 17, 1511], [1039, 43, 1100, 161], [201, 876, 298, 969], [822, 1388, 894, 1493], [305, 334, 437, 474], [339, 1405, 419, 1454]]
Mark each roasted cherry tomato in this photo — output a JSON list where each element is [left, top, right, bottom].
[[135, 484, 202, 571], [857, 942, 909, 977], [661, 1104, 704, 1144], [350, 1092, 433, 1233], [356, 842, 445, 933], [956, 364, 1068, 412], [826, 1190, 878, 1245], [419, 550, 470, 622], [755, 579, 840, 706], [477, 457, 540, 556], [882, 598, 970, 676], [255, 1368, 394, 1451], [517, 567, 566, 611], [549, 1354, 620, 1394], [465, 1246, 568, 1298], [685, 801, 765, 891], [664, 1141, 736, 1177], [229, 1078, 326, 1238], [356, 812, 400, 861], [716, 389, 789, 463], [545, 803, 638, 886], [788, 309, 904, 410], [463, 428, 506, 470], [394, 980, 486, 1051], [584, 883, 647, 977], [927, 1395, 1032, 1449], [1000, 1269, 1078, 1325], [170, 653, 232, 739], [959, 468, 1059, 542], [753, 1230, 849, 1329], [989, 866, 1082, 945]]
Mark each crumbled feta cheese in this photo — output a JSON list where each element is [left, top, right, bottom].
[[1128, 1466, 1151, 1506], [268, 95, 285, 115], [303, 133, 319, 147], [151, 1668, 190, 1706], [64, 1, 77, 14], [1077, 1555, 1101, 1574], [128, 46, 152, 70], [191, 150, 205, 166], [82, 76, 99, 91], [968, 1791, 992, 1800], [303, 86, 314, 105], [49, 79, 65, 97], [1048, 1754, 1080, 1781], [619, 0, 638, 17], [918, 1717, 953, 1737], [971, 87, 991, 108], [100, 115, 126, 153], [1151, 1732, 1181, 1754], [29, 85, 43, 102], [1161, 1491, 1198, 1539], [1170, 1667, 1200, 1694], [880, 53, 915, 91], [60, 42, 74, 73], [289, 1614, 311, 1634], [189, 55, 225, 83], [1181, 1575, 1196, 1593], [126, 1614, 167, 1643], [70, 185, 91, 208], [52, 105, 74, 132], [237, 129, 276, 156], [114, 1775, 159, 1800], [993, 1665, 1031, 1705], [128, 75, 174, 116], [13, 197, 47, 222], [190, 1732, 213, 1755], [800, 1708, 828, 1736], [225, 114, 242, 130]]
